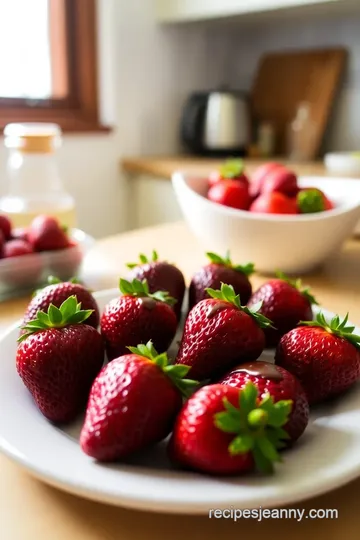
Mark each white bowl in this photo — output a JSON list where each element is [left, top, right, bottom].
[[324, 152, 360, 176], [172, 173, 360, 274]]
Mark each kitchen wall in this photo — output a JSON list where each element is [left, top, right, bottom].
[[223, 15, 360, 151]]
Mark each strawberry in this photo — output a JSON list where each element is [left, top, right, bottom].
[[219, 361, 309, 443], [248, 273, 316, 347], [175, 283, 272, 380], [16, 296, 104, 423], [126, 250, 185, 320], [275, 312, 360, 404], [0, 230, 5, 257], [250, 162, 283, 198], [297, 188, 335, 213], [28, 215, 70, 252], [23, 276, 100, 329], [261, 166, 299, 197], [169, 382, 292, 475], [208, 179, 251, 210], [3, 239, 33, 258], [0, 215, 12, 240], [189, 251, 254, 310], [249, 192, 298, 214], [80, 341, 198, 461], [208, 159, 249, 188], [101, 278, 177, 361]]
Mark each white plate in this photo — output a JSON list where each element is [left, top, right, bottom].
[[0, 288, 360, 514]]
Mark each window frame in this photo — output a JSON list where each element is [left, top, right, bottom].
[[0, 0, 109, 133]]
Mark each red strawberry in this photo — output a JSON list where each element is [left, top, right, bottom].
[[208, 179, 251, 210], [169, 382, 292, 475], [219, 361, 309, 443], [275, 312, 360, 404], [250, 162, 283, 198], [3, 239, 33, 258], [23, 276, 100, 329], [16, 296, 104, 423], [28, 215, 70, 252], [208, 159, 249, 188], [126, 250, 185, 320], [0, 215, 12, 240], [249, 192, 298, 214], [101, 278, 177, 361], [80, 342, 197, 461], [261, 166, 298, 197], [297, 188, 335, 213], [248, 274, 316, 347], [176, 283, 272, 380], [189, 251, 254, 310], [0, 230, 5, 257]]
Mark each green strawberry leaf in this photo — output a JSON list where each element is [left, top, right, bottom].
[[297, 189, 325, 214], [300, 311, 360, 349], [206, 251, 255, 276], [276, 271, 318, 306], [206, 283, 274, 329], [220, 159, 245, 179], [119, 278, 176, 306], [128, 341, 199, 398], [18, 295, 94, 342], [126, 250, 159, 269], [214, 382, 292, 474]]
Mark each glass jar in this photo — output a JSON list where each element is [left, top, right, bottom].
[[0, 123, 76, 228]]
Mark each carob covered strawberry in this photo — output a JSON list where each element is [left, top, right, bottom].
[[23, 276, 100, 329], [80, 341, 198, 461], [176, 283, 272, 380], [17, 296, 104, 423], [276, 312, 360, 404], [189, 251, 254, 310], [101, 278, 177, 361], [126, 250, 185, 320], [219, 361, 309, 443], [169, 382, 292, 475], [248, 273, 317, 347]]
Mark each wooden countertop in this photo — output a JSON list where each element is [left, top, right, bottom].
[[121, 155, 328, 180], [2, 221, 360, 538]]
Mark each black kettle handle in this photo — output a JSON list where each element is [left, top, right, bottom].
[[181, 94, 208, 152]]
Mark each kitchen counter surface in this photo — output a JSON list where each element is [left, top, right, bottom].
[[121, 155, 328, 179], [1, 220, 360, 538]]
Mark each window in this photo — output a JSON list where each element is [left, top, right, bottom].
[[0, 0, 106, 132]]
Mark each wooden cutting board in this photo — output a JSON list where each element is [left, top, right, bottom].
[[251, 48, 347, 158]]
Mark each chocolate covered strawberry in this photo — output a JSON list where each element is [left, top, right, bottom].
[[101, 278, 177, 361], [189, 251, 254, 310], [80, 342, 198, 461], [169, 382, 292, 475], [126, 250, 185, 320], [23, 276, 100, 329], [176, 283, 272, 380], [276, 312, 360, 404], [219, 361, 309, 443], [248, 273, 317, 347], [17, 296, 104, 423]]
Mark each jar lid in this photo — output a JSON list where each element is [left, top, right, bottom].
[[4, 123, 62, 153]]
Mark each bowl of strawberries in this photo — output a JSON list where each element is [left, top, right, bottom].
[[0, 214, 94, 299], [172, 160, 360, 274]]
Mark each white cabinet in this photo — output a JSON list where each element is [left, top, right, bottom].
[[155, 0, 342, 22], [128, 175, 182, 230]]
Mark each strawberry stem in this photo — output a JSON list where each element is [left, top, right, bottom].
[[219, 159, 245, 179], [126, 250, 159, 269], [297, 189, 325, 214], [215, 382, 292, 474], [205, 283, 274, 329], [128, 341, 198, 398]]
